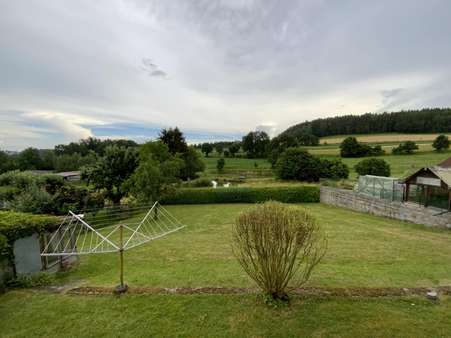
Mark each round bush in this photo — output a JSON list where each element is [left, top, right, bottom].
[[354, 158, 391, 177]]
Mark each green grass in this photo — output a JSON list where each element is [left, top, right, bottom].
[[3, 203, 451, 337], [56, 203, 451, 289], [201, 155, 272, 180], [1, 291, 450, 337]]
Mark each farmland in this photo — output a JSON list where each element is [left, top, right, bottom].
[[2, 203, 451, 337]]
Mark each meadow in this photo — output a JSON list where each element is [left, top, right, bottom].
[[2, 203, 451, 337]]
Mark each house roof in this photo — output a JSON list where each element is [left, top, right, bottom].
[[429, 166, 451, 187], [55, 171, 81, 177]]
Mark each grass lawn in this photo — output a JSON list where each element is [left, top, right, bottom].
[[1, 291, 450, 337], [56, 203, 451, 289], [2, 203, 451, 337], [319, 132, 451, 145]]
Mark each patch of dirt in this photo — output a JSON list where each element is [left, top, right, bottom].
[[66, 286, 451, 297]]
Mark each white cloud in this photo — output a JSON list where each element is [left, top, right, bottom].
[[1, 0, 451, 150]]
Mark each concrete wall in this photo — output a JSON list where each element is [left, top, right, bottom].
[[13, 233, 43, 275], [320, 186, 451, 228]]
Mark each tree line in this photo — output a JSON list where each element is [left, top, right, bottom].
[[281, 108, 451, 138]]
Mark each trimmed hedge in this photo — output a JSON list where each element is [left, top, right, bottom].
[[0, 211, 59, 258], [162, 186, 319, 204]]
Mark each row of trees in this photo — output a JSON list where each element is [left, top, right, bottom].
[[282, 108, 451, 138], [82, 128, 205, 204], [0, 138, 139, 174]]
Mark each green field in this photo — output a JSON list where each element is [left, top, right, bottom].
[[56, 204, 451, 289], [2, 203, 451, 337]]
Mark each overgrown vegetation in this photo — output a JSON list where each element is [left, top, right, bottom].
[[340, 137, 384, 158], [433, 134, 450, 151], [392, 141, 418, 155], [233, 202, 326, 301]]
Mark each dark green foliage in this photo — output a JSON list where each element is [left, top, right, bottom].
[[354, 158, 391, 177], [159, 127, 188, 155], [0, 233, 9, 257], [242, 131, 270, 158], [319, 159, 349, 179], [0, 171, 104, 214], [17, 148, 43, 170], [215, 144, 224, 155], [201, 143, 214, 157], [281, 108, 451, 138], [228, 142, 241, 157], [125, 141, 183, 203], [162, 186, 319, 204], [432, 134, 450, 151], [217, 158, 225, 172], [275, 148, 322, 182], [392, 141, 419, 155], [54, 137, 137, 156], [268, 134, 299, 166], [177, 147, 205, 180], [53, 152, 97, 172], [82, 145, 139, 204], [298, 133, 319, 146], [0, 151, 17, 174], [340, 137, 384, 157]]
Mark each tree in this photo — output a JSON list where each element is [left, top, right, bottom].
[[82, 145, 139, 204], [215, 144, 224, 156], [433, 135, 450, 152], [125, 141, 183, 203], [177, 146, 205, 180], [319, 159, 349, 179], [201, 143, 213, 157], [340, 137, 383, 157], [217, 158, 225, 172], [275, 148, 322, 182], [232, 201, 326, 301], [392, 141, 418, 155], [354, 158, 391, 177], [0, 151, 16, 174], [242, 131, 270, 158], [228, 142, 241, 157], [17, 147, 43, 170], [159, 127, 188, 155], [268, 134, 299, 166]]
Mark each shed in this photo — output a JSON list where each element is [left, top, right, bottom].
[[403, 158, 451, 210]]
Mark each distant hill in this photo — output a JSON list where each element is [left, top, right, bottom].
[[280, 108, 451, 139]]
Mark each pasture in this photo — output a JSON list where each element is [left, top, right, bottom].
[[2, 203, 451, 337], [320, 132, 451, 145]]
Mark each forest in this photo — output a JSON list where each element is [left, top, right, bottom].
[[281, 108, 451, 138]]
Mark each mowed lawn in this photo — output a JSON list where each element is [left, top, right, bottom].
[[1, 291, 450, 337], [2, 203, 451, 337], [56, 203, 451, 289]]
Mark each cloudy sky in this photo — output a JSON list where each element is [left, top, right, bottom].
[[1, 0, 451, 150]]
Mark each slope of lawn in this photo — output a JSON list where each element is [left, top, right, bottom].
[[1, 291, 450, 337], [56, 203, 451, 289]]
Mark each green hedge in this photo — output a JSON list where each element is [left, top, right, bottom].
[[162, 186, 319, 204], [0, 211, 59, 258]]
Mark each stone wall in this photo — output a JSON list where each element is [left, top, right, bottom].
[[320, 186, 451, 228]]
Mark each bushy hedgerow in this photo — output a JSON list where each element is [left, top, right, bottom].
[[0, 211, 59, 259], [161, 186, 320, 204]]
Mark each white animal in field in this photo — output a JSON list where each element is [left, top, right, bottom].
[[211, 180, 218, 188], [223, 183, 230, 187]]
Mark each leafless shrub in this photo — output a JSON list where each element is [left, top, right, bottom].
[[232, 201, 326, 300]]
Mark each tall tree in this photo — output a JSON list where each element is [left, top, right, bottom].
[[201, 143, 213, 157], [17, 147, 43, 170], [82, 145, 138, 204], [228, 142, 241, 157], [177, 146, 205, 180], [125, 141, 183, 203], [159, 127, 188, 154], [242, 131, 270, 158]]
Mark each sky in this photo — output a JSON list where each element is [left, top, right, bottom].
[[1, 0, 451, 150]]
